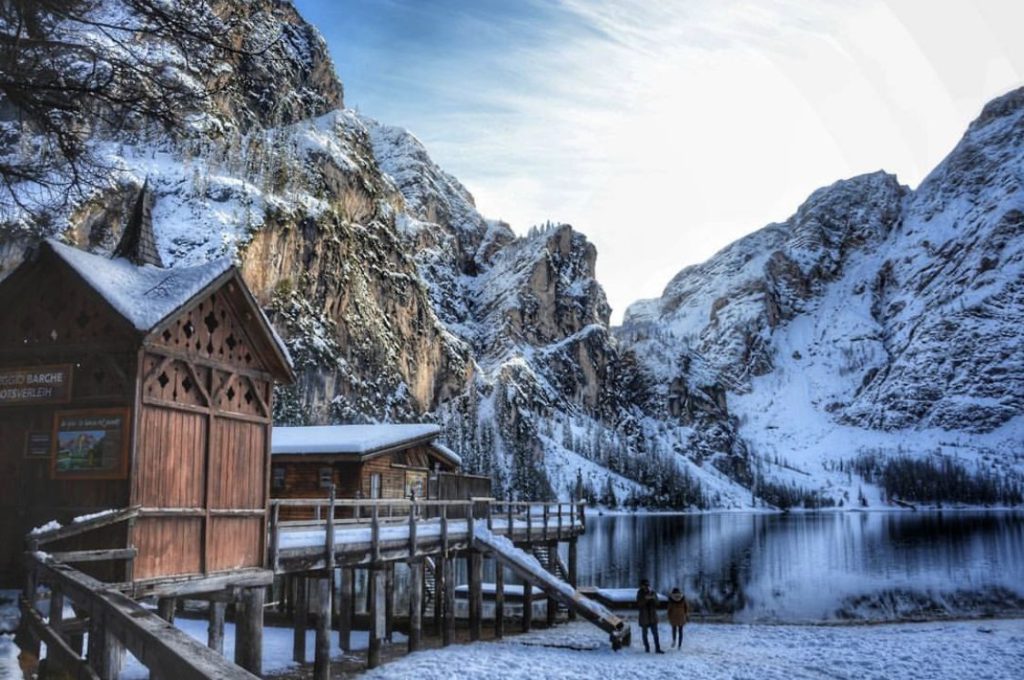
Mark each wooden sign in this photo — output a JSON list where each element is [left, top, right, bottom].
[[52, 408, 130, 479], [0, 364, 73, 405], [25, 431, 52, 458]]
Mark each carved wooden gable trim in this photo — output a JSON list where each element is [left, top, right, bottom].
[[146, 275, 278, 378], [0, 254, 134, 350]]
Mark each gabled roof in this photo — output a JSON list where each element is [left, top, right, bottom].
[[271, 424, 443, 458], [44, 239, 294, 379]]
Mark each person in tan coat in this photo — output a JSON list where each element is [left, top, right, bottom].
[[667, 587, 689, 649]]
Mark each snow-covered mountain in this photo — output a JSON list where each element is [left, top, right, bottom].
[[620, 89, 1024, 506], [1, 1, 1020, 509]]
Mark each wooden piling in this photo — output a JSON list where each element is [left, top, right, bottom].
[[313, 575, 332, 680], [292, 576, 307, 663], [338, 567, 353, 652], [567, 538, 578, 621], [208, 601, 226, 654], [385, 563, 395, 643], [234, 587, 265, 676], [494, 561, 505, 639], [42, 587, 66, 679], [522, 582, 533, 632], [408, 559, 423, 652], [469, 550, 482, 641], [156, 597, 176, 623], [367, 568, 385, 669], [442, 555, 455, 647], [546, 541, 558, 626], [87, 613, 124, 680], [433, 554, 444, 636]]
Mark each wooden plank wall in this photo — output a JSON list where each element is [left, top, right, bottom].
[[131, 284, 275, 581], [0, 257, 137, 586]]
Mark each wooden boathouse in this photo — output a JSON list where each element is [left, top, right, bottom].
[[3, 224, 295, 679], [6, 229, 626, 680], [0, 235, 293, 587]]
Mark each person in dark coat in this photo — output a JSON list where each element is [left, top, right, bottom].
[[667, 587, 689, 649], [636, 579, 664, 653]]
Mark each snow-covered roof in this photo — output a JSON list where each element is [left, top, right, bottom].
[[47, 239, 232, 331], [429, 441, 462, 467], [272, 424, 443, 456]]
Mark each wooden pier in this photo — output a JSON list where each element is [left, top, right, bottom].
[[16, 495, 627, 679]]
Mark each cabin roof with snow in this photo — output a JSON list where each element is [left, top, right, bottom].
[[42, 239, 293, 380], [271, 424, 460, 466]]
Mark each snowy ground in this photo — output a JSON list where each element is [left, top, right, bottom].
[[362, 619, 1024, 680]]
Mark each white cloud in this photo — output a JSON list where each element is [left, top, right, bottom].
[[404, 0, 1024, 323]]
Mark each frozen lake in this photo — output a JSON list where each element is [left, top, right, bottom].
[[572, 510, 1024, 622]]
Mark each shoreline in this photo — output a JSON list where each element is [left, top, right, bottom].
[[585, 505, 1024, 517]]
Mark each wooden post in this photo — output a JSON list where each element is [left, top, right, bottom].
[[371, 503, 381, 563], [367, 568, 385, 669], [408, 500, 418, 558], [292, 576, 307, 663], [442, 554, 455, 647], [469, 549, 482, 641], [557, 503, 563, 539], [235, 587, 265, 675], [18, 539, 41, 661], [527, 505, 533, 540], [522, 582, 533, 632], [507, 501, 514, 539], [543, 504, 550, 542], [408, 559, 423, 653], [157, 597, 176, 623], [326, 485, 336, 569], [208, 601, 226, 654], [314, 575, 332, 680], [42, 587, 66, 678], [87, 613, 123, 680], [494, 560, 505, 639], [568, 538, 578, 619], [433, 554, 444, 636], [269, 502, 281, 573], [338, 568, 353, 652], [546, 542, 558, 626], [385, 563, 395, 643]]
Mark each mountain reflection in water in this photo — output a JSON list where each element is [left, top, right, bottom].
[[572, 511, 1024, 622]]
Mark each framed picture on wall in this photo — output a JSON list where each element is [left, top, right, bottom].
[[51, 408, 130, 479]]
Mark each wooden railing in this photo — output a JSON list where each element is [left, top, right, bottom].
[[21, 509, 259, 680], [268, 494, 587, 572]]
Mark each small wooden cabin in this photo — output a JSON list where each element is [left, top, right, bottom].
[[270, 424, 486, 517], [0, 237, 293, 586]]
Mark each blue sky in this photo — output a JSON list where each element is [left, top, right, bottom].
[[295, 0, 1024, 323]]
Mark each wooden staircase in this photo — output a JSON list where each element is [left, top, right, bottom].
[[531, 545, 569, 580], [532, 545, 569, 615], [423, 556, 438, 613]]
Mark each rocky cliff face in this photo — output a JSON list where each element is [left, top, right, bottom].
[[2, 0, 1021, 509]]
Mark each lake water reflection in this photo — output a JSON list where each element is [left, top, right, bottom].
[[572, 511, 1024, 622]]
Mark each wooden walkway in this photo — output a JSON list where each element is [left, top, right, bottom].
[[17, 498, 597, 680], [269, 497, 586, 572]]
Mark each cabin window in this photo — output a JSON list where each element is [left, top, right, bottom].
[[271, 466, 286, 491], [370, 473, 382, 499], [319, 467, 333, 489]]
